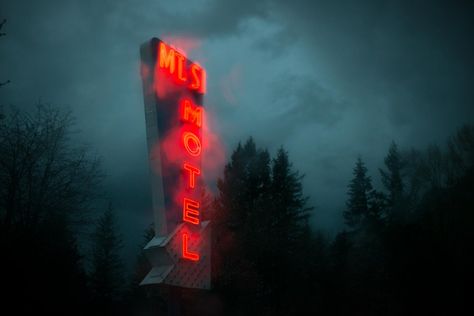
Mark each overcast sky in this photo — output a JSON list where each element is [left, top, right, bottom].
[[1, 0, 473, 268]]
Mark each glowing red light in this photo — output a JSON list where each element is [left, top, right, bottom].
[[183, 131, 201, 157], [176, 52, 187, 83], [141, 38, 213, 286], [154, 39, 209, 264], [158, 41, 206, 94], [189, 63, 206, 94], [159, 42, 175, 74], [183, 163, 201, 189], [180, 98, 203, 128], [182, 233, 199, 261], [183, 197, 200, 225]]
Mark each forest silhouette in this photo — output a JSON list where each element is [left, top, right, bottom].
[[1, 104, 472, 315]]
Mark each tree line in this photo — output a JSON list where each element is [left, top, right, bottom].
[[204, 127, 473, 315], [0, 106, 125, 315], [1, 103, 473, 315]]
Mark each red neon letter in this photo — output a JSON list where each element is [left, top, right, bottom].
[[182, 233, 199, 261], [189, 63, 206, 94], [159, 42, 175, 74], [183, 198, 200, 225], [183, 163, 201, 189], [176, 52, 187, 83], [181, 99, 203, 128], [183, 131, 201, 157]]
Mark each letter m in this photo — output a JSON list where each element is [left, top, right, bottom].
[[159, 42, 175, 74], [181, 99, 203, 128]]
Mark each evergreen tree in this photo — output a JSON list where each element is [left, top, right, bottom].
[[270, 147, 311, 248], [380, 141, 404, 207], [327, 230, 352, 314], [344, 157, 373, 229], [212, 140, 312, 314], [243, 147, 272, 268], [90, 204, 124, 311], [267, 147, 312, 314], [212, 138, 271, 308], [367, 189, 387, 229], [447, 124, 474, 182], [212, 140, 255, 302], [199, 185, 214, 221]]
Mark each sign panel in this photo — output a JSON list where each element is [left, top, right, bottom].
[[139, 38, 210, 289]]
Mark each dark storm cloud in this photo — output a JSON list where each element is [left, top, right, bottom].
[[267, 0, 474, 137], [271, 74, 347, 128], [1, 0, 473, 264]]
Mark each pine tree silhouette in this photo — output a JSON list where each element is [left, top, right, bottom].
[[380, 141, 404, 209], [344, 157, 373, 229]]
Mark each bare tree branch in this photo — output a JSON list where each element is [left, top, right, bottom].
[[0, 104, 103, 232], [1, 19, 8, 90], [0, 80, 11, 87], [0, 19, 6, 36]]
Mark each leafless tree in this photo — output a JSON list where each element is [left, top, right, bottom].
[[0, 105, 103, 233], [0, 19, 6, 37], [0, 19, 10, 88]]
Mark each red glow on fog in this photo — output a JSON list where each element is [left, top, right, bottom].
[[183, 198, 200, 225], [201, 109, 226, 185], [183, 163, 200, 189], [150, 38, 225, 264], [176, 53, 187, 83], [180, 98, 203, 128], [182, 233, 199, 261], [157, 41, 206, 95], [161, 36, 201, 55], [151, 127, 184, 173], [189, 63, 206, 94], [156, 111, 225, 187], [159, 42, 176, 74], [183, 131, 202, 157]]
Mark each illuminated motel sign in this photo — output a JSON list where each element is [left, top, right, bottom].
[[139, 38, 210, 289]]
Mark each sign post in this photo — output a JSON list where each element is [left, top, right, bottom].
[[139, 38, 211, 290]]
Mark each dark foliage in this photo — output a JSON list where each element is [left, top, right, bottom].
[[0, 105, 102, 315], [1, 103, 472, 314], [211, 138, 313, 315], [343, 157, 374, 229], [205, 129, 474, 315], [1, 10, 473, 314], [89, 204, 125, 313], [328, 126, 474, 315]]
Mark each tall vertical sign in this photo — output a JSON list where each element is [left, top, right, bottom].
[[139, 38, 210, 289]]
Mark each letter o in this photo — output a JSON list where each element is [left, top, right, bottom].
[[183, 131, 201, 157]]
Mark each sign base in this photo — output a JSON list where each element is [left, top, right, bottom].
[[140, 221, 211, 289]]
